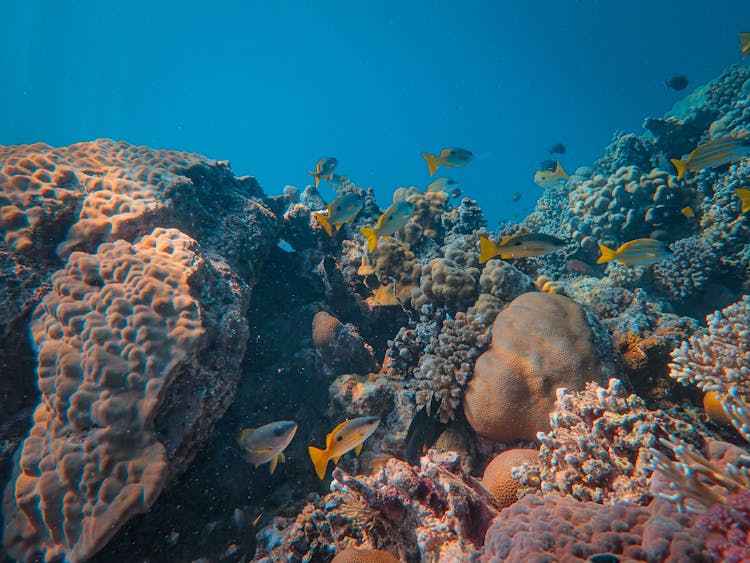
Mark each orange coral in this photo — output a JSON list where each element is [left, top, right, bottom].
[[463, 292, 605, 442], [312, 311, 344, 349], [2, 229, 207, 563], [481, 448, 539, 508]]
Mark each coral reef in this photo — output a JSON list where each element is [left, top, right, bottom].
[[412, 294, 501, 423], [2, 229, 249, 563], [480, 448, 538, 508], [669, 295, 750, 400], [254, 452, 496, 562], [520, 379, 702, 505], [652, 235, 718, 302], [480, 492, 710, 562], [464, 292, 607, 442], [312, 311, 377, 375]]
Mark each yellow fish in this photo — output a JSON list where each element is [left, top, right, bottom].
[[426, 177, 459, 194], [740, 32, 750, 58], [670, 137, 750, 179], [479, 233, 567, 264], [359, 200, 415, 252], [308, 416, 380, 479], [422, 148, 474, 176], [237, 420, 298, 474], [681, 205, 695, 217], [312, 191, 365, 237], [534, 161, 569, 187], [308, 157, 338, 188], [736, 188, 750, 213], [597, 238, 671, 266]]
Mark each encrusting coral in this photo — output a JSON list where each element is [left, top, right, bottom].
[[2, 228, 249, 563], [463, 292, 607, 442]]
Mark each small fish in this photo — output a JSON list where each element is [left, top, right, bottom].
[[422, 147, 474, 176], [740, 32, 750, 58], [329, 173, 352, 190], [511, 191, 522, 202], [312, 191, 365, 237], [426, 177, 459, 194], [479, 233, 567, 264], [736, 188, 750, 213], [665, 75, 688, 91], [549, 142, 566, 155], [404, 399, 447, 466], [670, 137, 750, 179], [372, 282, 400, 306], [534, 161, 569, 187], [597, 238, 671, 266], [237, 420, 298, 474], [308, 416, 380, 479], [681, 205, 695, 217], [359, 200, 415, 252], [308, 157, 338, 188]]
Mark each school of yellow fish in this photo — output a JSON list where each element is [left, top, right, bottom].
[[239, 33, 750, 481]]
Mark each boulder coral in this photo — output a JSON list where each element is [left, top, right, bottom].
[[480, 448, 539, 508], [463, 292, 606, 442], [2, 228, 249, 563]]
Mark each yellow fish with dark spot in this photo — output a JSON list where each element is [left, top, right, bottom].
[[237, 420, 298, 474], [422, 148, 473, 176], [670, 137, 750, 179], [534, 161, 569, 187], [308, 416, 380, 479], [426, 177, 459, 194], [597, 238, 671, 266], [359, 200, 415, 252], [736, 188, 750, 213], [681, 206, 695, 217], [312, 191, 365, 237], [308, 157, 338, 188], [740, 32, 750, 58], [479, 233, 567, 264]]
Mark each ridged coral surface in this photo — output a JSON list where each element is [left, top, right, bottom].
[[464, 292, 605, 442], [2, 229, 230, 562]]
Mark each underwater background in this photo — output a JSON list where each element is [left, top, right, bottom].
[[3, 2, 750, 563], [3, 0, 750, 226]]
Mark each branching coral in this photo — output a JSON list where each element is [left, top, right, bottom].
[[412, 294, 501, 422], [652, 236, 718, 302], [520, 379, 702, 505]]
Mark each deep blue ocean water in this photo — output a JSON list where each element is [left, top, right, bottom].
[[3, 0, 750, 226]]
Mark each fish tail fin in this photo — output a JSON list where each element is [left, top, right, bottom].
[[308, 446, 330, 480], [597, 242, 616, 264], [556, 161, 570, 179], [479, 236, 498, 264], [736, 188, 750, 213], [313, 212, 333, 237], [670, 158, 687, 179], [422, 152, 441, 176], [360, 227, 379, 252]]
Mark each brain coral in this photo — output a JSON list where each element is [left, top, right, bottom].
[[411, 257, 479, 309], [2, 228, 249, 563], [464, 292, 606, 442], [481, 448, 539, 508]]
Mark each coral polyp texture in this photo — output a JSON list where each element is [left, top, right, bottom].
[[669, 295, 750, 402], [463, 292, 607, 442], [1, 228, 250, 563]]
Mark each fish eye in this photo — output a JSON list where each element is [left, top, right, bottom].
[[336, 205, 342, 211], [337, 435, 343, 441]]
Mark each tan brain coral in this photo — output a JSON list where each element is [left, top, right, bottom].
[[481, 448, 539, 508], [0, 139, 209, 256], [2, 228, 208, 563], [332, 548, 400, 563], [463, 292, 605, 442]]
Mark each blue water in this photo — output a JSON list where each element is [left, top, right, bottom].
[[3, 0, 749, 226]]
